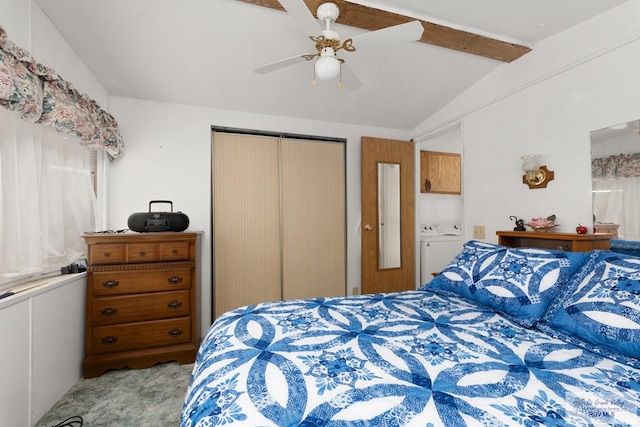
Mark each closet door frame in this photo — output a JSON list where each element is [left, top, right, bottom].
[[211, 127, 347, 319]]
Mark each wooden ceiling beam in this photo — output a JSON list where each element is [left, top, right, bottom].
[[238, 0, 531, 63]]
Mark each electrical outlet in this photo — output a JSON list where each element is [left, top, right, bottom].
[[351, 286, 359, 296], [473, 225, 485, 239]]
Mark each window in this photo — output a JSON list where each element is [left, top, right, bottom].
[[0, 107, 97, 290]]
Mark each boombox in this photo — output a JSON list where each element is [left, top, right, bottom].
[[127, 200, 189, 232]]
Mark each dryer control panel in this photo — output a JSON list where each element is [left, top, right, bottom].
[[420, 224, 461, 237], [421, 225, 439, 236]]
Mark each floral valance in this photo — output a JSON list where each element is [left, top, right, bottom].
[[592, 153, 640, 180], [0, 26, 123, 159]]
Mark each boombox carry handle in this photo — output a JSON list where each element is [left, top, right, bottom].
[[149, 200, 173, 212]]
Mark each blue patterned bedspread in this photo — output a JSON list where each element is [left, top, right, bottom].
[[611, 239, 640, 257], [181, 290, 640, 426]]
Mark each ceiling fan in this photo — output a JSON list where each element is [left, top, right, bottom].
[[253, 0, 424, 90]]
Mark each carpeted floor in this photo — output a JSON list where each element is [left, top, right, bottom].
[[36, 362, 193, 427]]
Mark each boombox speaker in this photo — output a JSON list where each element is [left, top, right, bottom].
[[127, 200, 189, 232]]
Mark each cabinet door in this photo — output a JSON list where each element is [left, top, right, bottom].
[[420, 151, 461, 194]]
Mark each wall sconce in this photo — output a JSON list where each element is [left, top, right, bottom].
[[521, 154, 554, 189]]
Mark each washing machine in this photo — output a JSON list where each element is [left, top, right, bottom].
[[420, 224, 463, 285]]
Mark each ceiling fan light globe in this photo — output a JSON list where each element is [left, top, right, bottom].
[[319, 47, 335, 57], [315, 56, 340, 81]]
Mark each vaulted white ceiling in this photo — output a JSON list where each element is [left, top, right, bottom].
[[36, 0, 630, 130]]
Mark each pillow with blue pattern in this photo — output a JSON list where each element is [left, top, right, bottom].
[[540, 250, 640, 367], [422, 240, 588, 327]]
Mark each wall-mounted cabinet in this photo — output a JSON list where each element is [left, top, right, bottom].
[[420, 150, 461, 194]]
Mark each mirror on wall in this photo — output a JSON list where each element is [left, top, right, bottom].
[[378, 162, 401, 269], [590, 119, 640, 242]]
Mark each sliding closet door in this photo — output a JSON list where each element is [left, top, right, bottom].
[[280, 139, 346, 300], [213, 133, 281, 317]]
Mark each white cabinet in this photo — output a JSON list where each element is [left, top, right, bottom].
[[0, 302, 30, 426], [0, 275, 85, 426]]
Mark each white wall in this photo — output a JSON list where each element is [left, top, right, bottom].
[[1, 0, 30, 50], [412, 0, 640, 242], [107, 97, 411, 331], [30, 7, 108, 107], [0, 0, 108, 110]]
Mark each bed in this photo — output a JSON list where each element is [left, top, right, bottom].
[[181, 241, 640, 426], [610, 238, 640, 258]]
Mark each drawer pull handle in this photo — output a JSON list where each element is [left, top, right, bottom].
[[101, 307, 118, 316], [167, 301, 182, 309], [102, 336, 118, 345], [172, 249, 178, 255], [168, 329, 183, 337], [167, 276, 183, 285], [139, 251, 145, 256], [103, 252, 111, 257], [102, 280, 119, 288]]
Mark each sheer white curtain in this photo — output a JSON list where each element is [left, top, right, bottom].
[[0, 107, 96, 287], [593, 177, 640, 240]]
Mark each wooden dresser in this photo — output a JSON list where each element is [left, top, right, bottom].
[[594, 223, 619, 238], [496, 230, 612, 252], [82, 232, 200, 378]]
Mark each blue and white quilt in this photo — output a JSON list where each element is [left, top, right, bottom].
[[181, 290, 640, 426]]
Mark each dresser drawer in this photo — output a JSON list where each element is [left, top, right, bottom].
[[92, 290, 191, 326], [89, 241, 192, 265], [89, 244, 126, 265], [517, 237, 572, 252], [92, 268, 191, 296], [92, 318, 191, 355], [159, 241, 190, 261], [126, 243, 158, 263]]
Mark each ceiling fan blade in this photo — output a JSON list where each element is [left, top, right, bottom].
[[340, 63, 362, 91], [253, 54, 308, 74], [278, 0, 322, 36], [350, 20, 424, 50]]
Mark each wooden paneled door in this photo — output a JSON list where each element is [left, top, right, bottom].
[[361, 136, 415, 294], [213, 132, 346, 318]]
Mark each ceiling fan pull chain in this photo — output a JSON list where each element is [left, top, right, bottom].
[[338, 64, 343, 89], [312, 62, 317, 86]]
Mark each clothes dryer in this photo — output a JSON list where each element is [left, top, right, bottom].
[[420, 224, 462, 285]]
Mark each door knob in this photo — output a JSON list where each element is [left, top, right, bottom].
[[364, 224, 373, 231]]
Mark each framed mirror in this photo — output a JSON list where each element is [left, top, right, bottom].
[[591, 119, 640, 253], [378, 162, 401, 269]]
